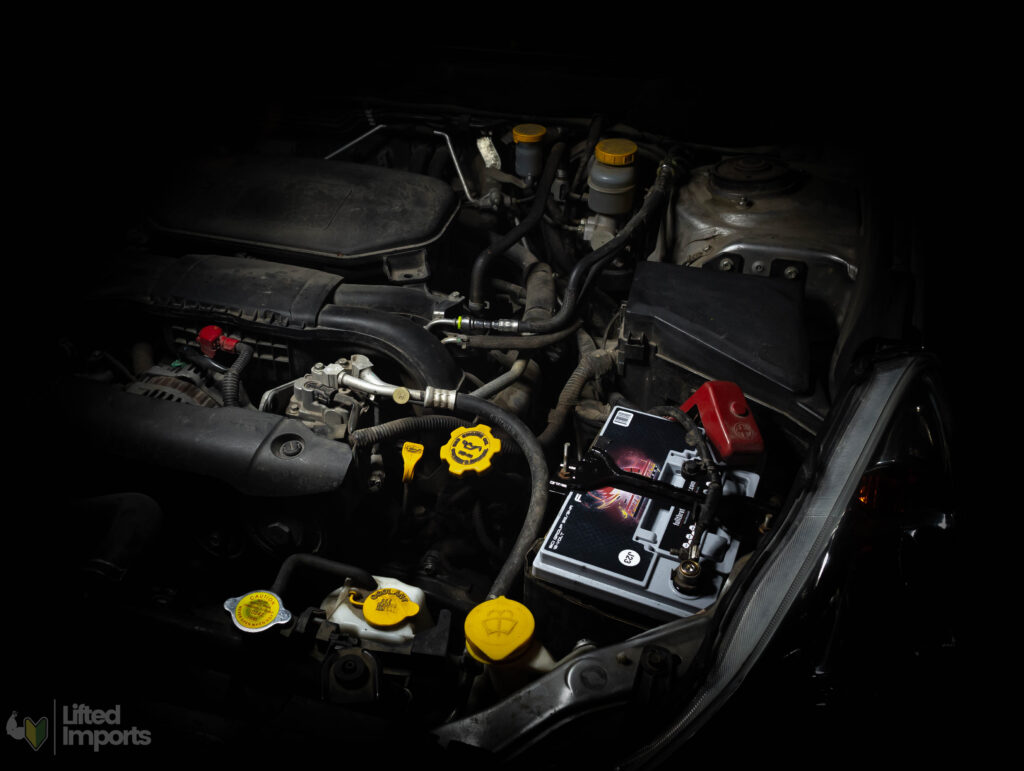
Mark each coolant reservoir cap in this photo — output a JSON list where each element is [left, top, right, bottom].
[[464, 596, 535, 663], [441, 424, 501, 475], [361, 587, 420, 628], [224, 590, 292, 633], [512, 123, 546, 143], [595, 138, 638, 166]]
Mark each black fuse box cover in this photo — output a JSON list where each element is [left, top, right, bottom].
[[624, 262, 810, 395]]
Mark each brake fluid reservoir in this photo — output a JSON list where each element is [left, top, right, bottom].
[[513, 123, 546, 180], [322, 576, 429, 646], [588, 138, 638, 214]]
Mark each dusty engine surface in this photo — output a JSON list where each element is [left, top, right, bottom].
[[15, 75, 927, 763]]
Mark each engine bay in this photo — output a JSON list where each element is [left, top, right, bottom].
[[19, 76, 919, 760]]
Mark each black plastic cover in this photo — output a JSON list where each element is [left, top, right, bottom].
[[69, 380, 352, 497], [624, 262, 810, 394], [147, 155, 458, 265], [128, 253, 343, 329]]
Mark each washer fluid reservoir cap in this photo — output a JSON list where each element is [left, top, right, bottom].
[[512, 123, 546, 143], [464, 596, 535, 663], [595, 138, 638, 166], [441, 424, 501, 475], [361, 587, 420, 628]]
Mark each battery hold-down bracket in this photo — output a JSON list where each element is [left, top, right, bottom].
[[533, 399, 760, 620]]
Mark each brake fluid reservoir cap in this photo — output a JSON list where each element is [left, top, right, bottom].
[[361, 587, 420, 628], [595, 138, 638, 166], [224, 590, 292, 633], [465, 596, 535, 663], [512, 123, 546, 143], [441, 424, 501, 475]]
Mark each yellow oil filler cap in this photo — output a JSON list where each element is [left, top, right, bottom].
[[361, 587, 421, 628], [464, 596, 535, 663], [595, 138, 638, 166], [441, 424, 501, 475], [512, 123, 546, 143]]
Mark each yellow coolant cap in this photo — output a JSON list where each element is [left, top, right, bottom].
[[441, 424, 501, 475], [361, 587, 420, 628], [464, 596, 535, 663], [595, 138, 638, 165], [513, 123, 546, 143]]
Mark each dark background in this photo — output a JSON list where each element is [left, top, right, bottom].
[[9, 31, 971, 763]]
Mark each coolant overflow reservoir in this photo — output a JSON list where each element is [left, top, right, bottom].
[[588, 138, 638, 215], [361, 587, 420, 628], [323, 576, 429, 646], [513, 123, 547, 179]]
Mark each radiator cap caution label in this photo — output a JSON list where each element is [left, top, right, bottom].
[[224, 590, 292, 632], [441, 424, 501, 475]]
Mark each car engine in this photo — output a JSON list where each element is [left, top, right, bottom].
[[25, 77, 926, 762]]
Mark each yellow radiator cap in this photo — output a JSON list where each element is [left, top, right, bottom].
[[595, 138, 638, 166], [513, 123, 546, 143], [464, 596, 535, 663], [224, 590, 292, 632], [361, 587, 420, 628], [441, 424, 501, 475]]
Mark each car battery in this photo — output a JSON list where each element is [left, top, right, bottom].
[[532, 405, 759, 619]]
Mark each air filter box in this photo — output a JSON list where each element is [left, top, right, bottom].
[[147, 155, 458, 278]]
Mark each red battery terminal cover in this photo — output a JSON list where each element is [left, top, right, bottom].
[[197, 325, 239, 358], [681, 381, 764, 461]]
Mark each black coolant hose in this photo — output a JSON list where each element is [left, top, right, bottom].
[[77, 493, 163, 582], [468, 142, 567, 311], [452, 393, 548, 599], [221, 342, 254, 407], [349, 415, 470, 449], [270, 554, 378, 606]]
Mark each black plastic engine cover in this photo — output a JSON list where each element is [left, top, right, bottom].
[[624, 262, 810, 395], [147, 155, 458, 267], [69, 380, 353, 497]]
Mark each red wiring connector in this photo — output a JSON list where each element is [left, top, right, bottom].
[[197, 325, 239, 358]]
